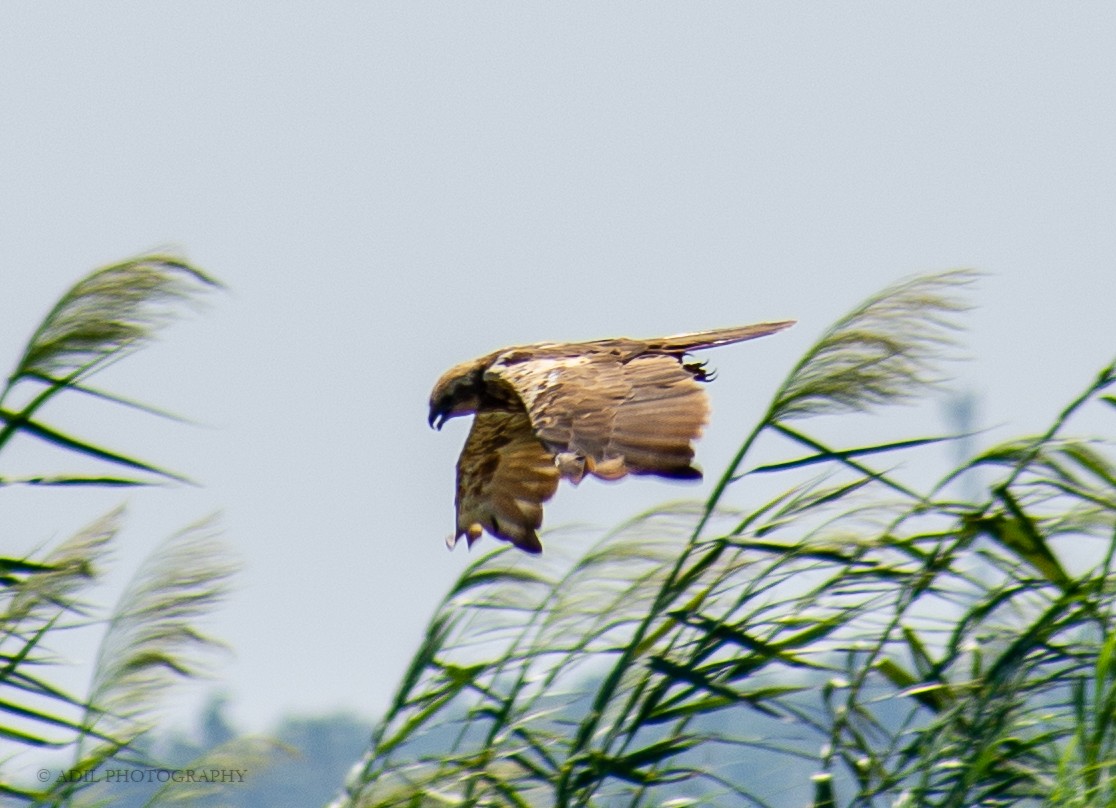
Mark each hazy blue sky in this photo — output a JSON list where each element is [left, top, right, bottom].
[[2, 4, 1115, 734]]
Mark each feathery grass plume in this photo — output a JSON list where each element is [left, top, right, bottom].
[[82, 516, 237, 745], [9, 255, 219, 388], [6, 508, 121, 624], [0, 510, 122, 766], [0, 254, 220, 487], [769, 269, 977, 421], [699, 270, 976, 540]]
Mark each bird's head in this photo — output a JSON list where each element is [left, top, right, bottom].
[[428, 358, 487, 429]]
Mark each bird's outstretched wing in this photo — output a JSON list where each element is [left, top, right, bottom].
[[454, 405, 560, 554], [487, 351, 711, 484]]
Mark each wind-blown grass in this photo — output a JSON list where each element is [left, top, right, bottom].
[[0, 256, 220, 488], [334, 269, 1116, 807], [11, 256, 218, 386], [81, 517, 237, 750], [0, 255, 254, 807]]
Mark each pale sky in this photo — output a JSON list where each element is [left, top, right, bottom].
[[2, 4, 1115, 733]]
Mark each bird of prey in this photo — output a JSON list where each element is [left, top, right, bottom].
[[428, 321, 794, 554]]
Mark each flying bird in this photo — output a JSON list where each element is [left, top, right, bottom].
[[429, 321, 795, 554]]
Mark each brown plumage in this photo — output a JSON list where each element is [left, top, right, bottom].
[[429, 321, 795, 553]]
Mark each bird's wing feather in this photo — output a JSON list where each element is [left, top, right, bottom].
[[488, 352, 709, 483], [454, 405, 560, 553], [583, 320, 796, 356]]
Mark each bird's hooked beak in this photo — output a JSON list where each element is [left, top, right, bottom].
[[428, 403, 449, 430]]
